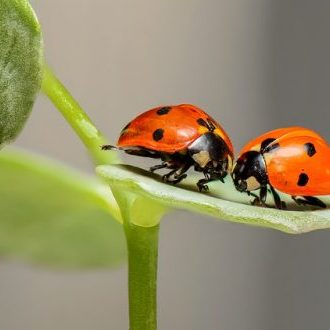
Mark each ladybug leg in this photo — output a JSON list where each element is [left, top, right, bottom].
[[249, 186, 267, 206], [292, 196, 326, 209], [260, 186, 268, 205], [303, 196, 326, 208], [150, 163, 168, 172], [162, 162, 191, 185], [250, 196, 261, 206], [270, 186, 286, 209], [162, 169, 178, 183], [197, 178, 210, 192], [247, 191, 259, 199], [196, 171, 224, 192]]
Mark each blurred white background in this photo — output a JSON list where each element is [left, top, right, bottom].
[[1, 0, 330, 329]]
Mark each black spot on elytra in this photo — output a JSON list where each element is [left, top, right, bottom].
[[153, 128, 164, 141], [156, 107, 171, 115], [304, 142, 316, 157], [197, 118, 208, 127], [197, 118, 216, 132], [297, 173, 309, 186], [261, 138, 280, 153], [261, 138, 275, 150]]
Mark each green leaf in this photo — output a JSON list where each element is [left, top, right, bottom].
[[97, 164, 330, 234], [0, 0, 43, 146], [0, 149, 126, 268]]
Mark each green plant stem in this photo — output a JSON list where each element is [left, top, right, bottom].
[[41, 65, 118, 165], [125, 222, 159, 330], [41, 64, 160, 329]]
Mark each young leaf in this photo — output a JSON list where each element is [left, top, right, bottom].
[[0, 0, 43, 146], [97, 164, 330, 234], [0, 149, 126, 268]]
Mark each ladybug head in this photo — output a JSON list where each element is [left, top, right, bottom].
[[188, 132, 233, 179], [232, 151, 268, 192]]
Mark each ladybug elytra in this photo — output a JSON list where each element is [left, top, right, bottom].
[[102, 104, 233, 191], [232, 127, 330, 209]]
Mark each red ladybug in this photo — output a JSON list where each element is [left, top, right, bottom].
[[232, 127, 330, 209], [102, 104, 233, 190]]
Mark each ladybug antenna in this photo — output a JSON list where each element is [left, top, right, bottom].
[[101, 145, 119, 151]]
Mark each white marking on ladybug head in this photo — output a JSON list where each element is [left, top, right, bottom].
[[246, 176, 261, 191], [192, 150, 211, 168]]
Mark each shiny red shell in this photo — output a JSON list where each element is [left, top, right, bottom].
[[118, 104, 233, 154], [239, 127, 330, 196], [240, 127, 324, 155]]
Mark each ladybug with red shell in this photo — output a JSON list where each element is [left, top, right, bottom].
[[102, 104, 234, 191], [232, 127, 330, 209]]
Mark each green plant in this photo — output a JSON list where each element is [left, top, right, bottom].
[[1, 1, 330, 329]]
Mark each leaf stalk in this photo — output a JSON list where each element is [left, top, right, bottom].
[[41, 65, 118, 165]]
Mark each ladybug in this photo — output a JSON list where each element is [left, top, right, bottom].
[[232, 127, 330, 209], [102, 104, 233, 191]]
